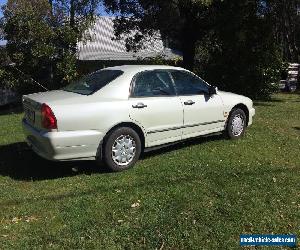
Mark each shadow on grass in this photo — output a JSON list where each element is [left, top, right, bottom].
[[0, 104, 23, 116], [0, 142, 109, 181], [0, 134, 225, 181], [268, 98, 285, 103], [293, 127, 300, 131], [141, 133, 224, 159], [253, 102, 274, 107], [253, 96, 287, 107]]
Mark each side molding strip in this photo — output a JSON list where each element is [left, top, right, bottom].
[[148, 120, 225, 134]]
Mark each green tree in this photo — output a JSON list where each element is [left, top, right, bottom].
[[104, 0, 283, 99], [264, 0, 300, 62], [1, 0, 100, 94], [104, 0, 213, 70], [0, 46, 18, 90], [198, 0, 283, 99]]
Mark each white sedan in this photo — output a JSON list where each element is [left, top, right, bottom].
[[22, 65, 255, 171]]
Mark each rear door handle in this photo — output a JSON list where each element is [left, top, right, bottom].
[[132, 103, 147, 109], [184, 100, 195, 106]]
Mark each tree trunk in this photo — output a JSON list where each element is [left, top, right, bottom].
[[69, 0, 77, 52], [181, 13, 197, 71], [271, 0, 299, 62], [182, 38, 196, 70], [70, 0, 75, 29]]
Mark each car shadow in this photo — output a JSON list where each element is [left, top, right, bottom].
[[141, 133, 224, 159], [0, 142, 109, 181], [268, 98, 284, 103], [0, 103, 23, 116], [253, 102, 274, 107], [0, 134, 225, 181], [253, 97, 287, 107]]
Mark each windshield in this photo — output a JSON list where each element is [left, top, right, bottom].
[[63, 70, 124, 95]]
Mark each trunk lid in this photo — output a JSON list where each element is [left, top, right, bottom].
[[22, 90, 85, 130]]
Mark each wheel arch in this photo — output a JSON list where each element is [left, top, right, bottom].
[[231, 103, 249, 126], [96, 122, 146, 160]]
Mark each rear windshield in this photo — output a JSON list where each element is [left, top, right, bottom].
[[63, 70, 123, 95]]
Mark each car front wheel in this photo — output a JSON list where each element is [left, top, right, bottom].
[[226, 108, 247, 139], [102, 127, 142, 172]]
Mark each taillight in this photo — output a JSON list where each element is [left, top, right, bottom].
[[41, 103, 57, 130]]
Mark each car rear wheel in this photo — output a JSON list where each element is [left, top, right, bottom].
[[226, 108, 247, 140], [102, 127, 142, 172], [288, 84, 297, 92]]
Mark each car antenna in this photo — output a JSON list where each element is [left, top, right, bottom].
[[8, 63, 49, 91]]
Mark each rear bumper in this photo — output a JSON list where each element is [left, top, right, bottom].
[[248, 108, 255, 126], [22, 119, 104, 161]]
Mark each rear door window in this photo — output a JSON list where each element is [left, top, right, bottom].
[[132, 70, 175, 97], [63, 70, 123, 95]]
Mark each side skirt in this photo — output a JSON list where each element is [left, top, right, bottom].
[[144, 131, 224, 153]]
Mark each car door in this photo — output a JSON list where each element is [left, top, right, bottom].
[[170, 70, 225, 139], [129, 70, 184, 147]]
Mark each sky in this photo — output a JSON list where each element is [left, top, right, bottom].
[[0, 0, 5, 45], [0, 0, 6, 17]]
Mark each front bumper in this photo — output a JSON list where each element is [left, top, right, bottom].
[[22, 119, 104, 161]]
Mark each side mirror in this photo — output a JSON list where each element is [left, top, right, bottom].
[[208, 86, 217, 96]]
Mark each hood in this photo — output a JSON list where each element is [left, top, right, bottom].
[[217, 90, 253, 108], [218, 90, 246, 99]]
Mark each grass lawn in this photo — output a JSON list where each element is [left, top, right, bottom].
[[0, 93, 299, 249]]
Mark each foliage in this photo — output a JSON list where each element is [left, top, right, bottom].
[[0, 0, 100, 94], [57, 51, 78, 82], [197, 0, 284, 99], [103, 0, 287, 99], [0, 68, 18, 90], [264, 0, 300, 62], [137, 55, 183, 66], [0, 46, 18, 90], [104, 0, 214, 70]]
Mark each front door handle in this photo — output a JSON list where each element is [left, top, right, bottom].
[[132, 103, 148, 109], [184, 100, 195, 106]]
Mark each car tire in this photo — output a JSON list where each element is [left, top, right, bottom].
[[102, 127, 142, 172], [226, 108, 247, 140], [288, 84, 297, 92]]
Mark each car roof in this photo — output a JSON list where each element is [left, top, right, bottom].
[[103, 65, 187, 75]]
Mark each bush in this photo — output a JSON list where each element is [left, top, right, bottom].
[[194, 0, 284, 100]]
